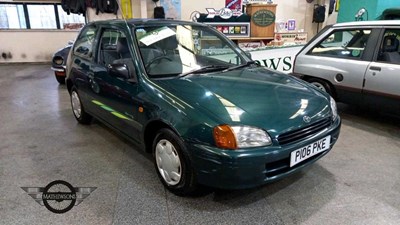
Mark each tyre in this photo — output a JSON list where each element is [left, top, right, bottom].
[[308, 78, 334, 97], [70, 87, 92, 124], [153, 128, 197, 195], [55, 73, 66, 84]]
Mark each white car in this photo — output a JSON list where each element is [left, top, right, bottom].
[[293, 20, 400, 113]]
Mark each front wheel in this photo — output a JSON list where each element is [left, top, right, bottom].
[[153, 128, 197, 196], [70, 87, 92, 124]]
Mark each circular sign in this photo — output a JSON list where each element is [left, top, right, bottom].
[[42, 180, 77, 214], [219, 8, 233, 20], [252, 9, 276, 27]]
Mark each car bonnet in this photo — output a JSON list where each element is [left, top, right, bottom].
[[155, 67, 332, 137]]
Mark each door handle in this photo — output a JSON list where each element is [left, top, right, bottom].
[[369, 66, 381, 71]]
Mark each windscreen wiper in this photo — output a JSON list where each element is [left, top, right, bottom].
[[222, 60, 257, 72], [178, 65, 229, 78]]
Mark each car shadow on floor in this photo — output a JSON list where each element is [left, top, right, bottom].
[[338, 103, 400, 139]]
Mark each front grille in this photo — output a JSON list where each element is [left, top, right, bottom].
[[277, 117, 331, 145]]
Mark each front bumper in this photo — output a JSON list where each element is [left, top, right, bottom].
[[51, 66, 66, 76], [188, 117, 341, 189]]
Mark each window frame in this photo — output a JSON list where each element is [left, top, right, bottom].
[[306, 28, 373, 61], [0, 2, 86, 30]]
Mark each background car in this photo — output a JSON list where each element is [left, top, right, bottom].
[[66, 19, 341, 195], [293, 20, 400, 113], [51, 41, 73, 84]]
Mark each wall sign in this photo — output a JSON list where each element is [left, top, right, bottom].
[[252, 9, 276, 27], [206, 8, 242, 19], [205, 22, 250, 38], [226, 0, 243, 11]]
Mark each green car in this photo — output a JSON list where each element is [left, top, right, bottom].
[[66, 19, 341, 195]]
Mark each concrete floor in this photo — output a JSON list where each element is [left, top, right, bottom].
[[0, 64, 399, 225]]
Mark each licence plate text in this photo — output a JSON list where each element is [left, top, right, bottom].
[[290, 135, 331, 167]]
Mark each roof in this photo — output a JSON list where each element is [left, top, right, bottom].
[[333, 20, 400, 28], [86, 19, 207, 27]]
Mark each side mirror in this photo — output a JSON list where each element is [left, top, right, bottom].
[[108, 63, 129, 79]]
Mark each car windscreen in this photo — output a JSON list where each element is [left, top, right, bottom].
[[134, 25, 250, 78]]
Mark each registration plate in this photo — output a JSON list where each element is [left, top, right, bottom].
[[290, 135, 331, 167]]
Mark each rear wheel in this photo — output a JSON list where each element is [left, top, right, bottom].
[[153, 128, 197, 195], [70, 87, 92, 124], [308, 78, 334, 97]]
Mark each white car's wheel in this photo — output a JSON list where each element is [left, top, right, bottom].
[[308, 78, 335, 98]]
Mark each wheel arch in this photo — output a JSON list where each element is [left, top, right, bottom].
[[303, 75, 338, 99], [143, 120, 180, 153]]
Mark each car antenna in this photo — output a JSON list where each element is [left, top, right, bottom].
[[115, 0, 135, 42]]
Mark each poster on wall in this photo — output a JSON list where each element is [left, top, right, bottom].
[[205, 22, 250, 38], [225, 0, 242, 12], [160, 0, 181, 19], [335, 0, 340, 12]]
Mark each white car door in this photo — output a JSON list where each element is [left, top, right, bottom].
[[363, 28, 400, 110]]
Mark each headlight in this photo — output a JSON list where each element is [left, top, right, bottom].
[[213, 125, 272, 150], [53, 56, 64, 65], [330, 96, 338, 121]]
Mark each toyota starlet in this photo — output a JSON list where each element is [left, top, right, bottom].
[[66, 19, 341, 195]]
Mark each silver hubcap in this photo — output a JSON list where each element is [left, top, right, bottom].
[[71, 91, 82, 119], [311, 82, 326, 92], [155, 139, 182, 186]]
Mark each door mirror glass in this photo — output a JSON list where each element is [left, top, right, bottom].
[[108, 63, 129, 79]]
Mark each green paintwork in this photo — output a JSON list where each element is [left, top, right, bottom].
[[67, 19, 341, 189]]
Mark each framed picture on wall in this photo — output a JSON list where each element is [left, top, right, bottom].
[[335, 0, 340, 12]]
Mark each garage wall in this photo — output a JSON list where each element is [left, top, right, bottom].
[[0, 30, 79, 63], [0, 0, 338, 63], [181, 0, 337, 42], [0, 0, 141, 64]]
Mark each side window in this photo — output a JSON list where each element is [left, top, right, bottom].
[[98, 29, 129, 66], [73, 26, 97, 59], [308, 29, 371, 59], [377, 29, 400, 64]]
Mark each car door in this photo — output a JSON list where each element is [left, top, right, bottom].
[[363, 28, 400, 112], [90, 27, 142, 142], [69, 25, 100, 115], [294, 27, 378, 104]]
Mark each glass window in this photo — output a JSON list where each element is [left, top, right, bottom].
[[74, 26, 97, 59], [57, 5, 85, 29], [135, 25, 246, 77], [0, 4, 26, 29], [377, 29, 400, 64], [27, 5, 57, 29], [99, 30, 127, 65], [308, 29, 372, 59], [0, 3, 86, 30]]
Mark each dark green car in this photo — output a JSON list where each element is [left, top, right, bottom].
[[66, 19, 341, 195]]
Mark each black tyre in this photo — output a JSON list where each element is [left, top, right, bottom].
[[70, 87, 92, 124], [153, 128, 197, 195], [308, 78, 334, 97], [55, 73, 66, 84]]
